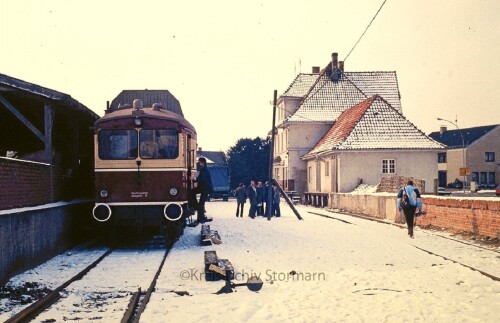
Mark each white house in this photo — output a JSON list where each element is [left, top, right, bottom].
[[302, 95, 445, 194], [273, 53, 402, 196]]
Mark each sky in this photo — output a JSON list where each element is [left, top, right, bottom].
[[1, 0, 499, 152]]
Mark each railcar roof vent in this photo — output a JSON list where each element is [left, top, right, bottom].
[[152, 103, 165, 111], [133, 99, 144, 110], [117, 103, 131, 110]]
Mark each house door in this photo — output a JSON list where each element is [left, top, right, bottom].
[[438, 171, 447, 187], [316, 161, 321, 191]]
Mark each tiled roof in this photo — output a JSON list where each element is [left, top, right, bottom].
[[429, 125, 498, 149], [110, 90, 183, 116], [281, 73, 320, 98], [287, 71, 401, 122], [303, 95, 444, 158], [198, 150, 227, 166], [344, 72, 401, 110]]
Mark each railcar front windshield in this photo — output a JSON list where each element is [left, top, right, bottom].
[[139, 129, 179, 159], [98, 129, 138, 160], [98, 129, 179, 160]]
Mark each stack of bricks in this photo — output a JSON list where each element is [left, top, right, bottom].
[[377, 175, 426, 193]]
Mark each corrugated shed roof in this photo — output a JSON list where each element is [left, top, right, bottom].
[[429, 125, 498, 149], [303, 95, 444, 158], [287, 71, 401, 122], [0, 72, 99, 119], [109, 90, 183, 116]]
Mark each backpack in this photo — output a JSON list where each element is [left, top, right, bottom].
[[401, 188, 411, 209]]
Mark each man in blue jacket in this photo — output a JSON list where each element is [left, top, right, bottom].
[[397, 180, 422, 238]]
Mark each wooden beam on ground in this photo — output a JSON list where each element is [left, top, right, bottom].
[[271, 179, 303, 220]]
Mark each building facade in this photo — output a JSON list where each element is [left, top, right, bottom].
[[430, 125, 499, 188]]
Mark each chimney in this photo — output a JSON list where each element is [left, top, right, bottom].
[[338, 61, 344, 72], [312, 66, 320, 74], [331, 52, 338, 70], [440, 126, 447, 135]]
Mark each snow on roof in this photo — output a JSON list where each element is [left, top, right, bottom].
[[197, 150, 227, 166], [281, 73, 320, 98], [287, 71, 401, 123], [303, 95, 445, 158]]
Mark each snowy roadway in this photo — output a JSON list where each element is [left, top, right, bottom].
[[1, 200, 499, 322], [142, 200, 499, 322]]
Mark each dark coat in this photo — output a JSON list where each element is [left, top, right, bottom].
[[235, 186, 247, 203], [195, 165, 213, 194], [256, 186, 264, 203], [273, 187, 281, 204], [246, 185, 257, 206]]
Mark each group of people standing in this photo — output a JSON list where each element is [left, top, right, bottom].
[[235, 180, 281, 219]]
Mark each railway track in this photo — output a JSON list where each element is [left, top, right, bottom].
[[5, 249, 113, 323], [4, 239, 171, 322]]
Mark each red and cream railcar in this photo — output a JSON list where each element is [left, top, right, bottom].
[[92, 99, 196, 238]]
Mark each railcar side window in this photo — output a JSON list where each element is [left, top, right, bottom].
[[139, 129, 179, 159], [98, 130, 138, 160]]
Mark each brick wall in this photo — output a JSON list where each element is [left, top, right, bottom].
[[0, 157, 63, 210], [416, 197, 500, 238], [330, 192, 500, 238]]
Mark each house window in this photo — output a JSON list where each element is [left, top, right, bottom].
[[308, 166, 312, 183], [480, 172, 487, 185], [438, 153, 446, 163], [472, 172, 479, 183], [488, 172, 496, 185], [382, 159, 395, 174], [325, 160, 330, 176], [485, 152, 495, 162]]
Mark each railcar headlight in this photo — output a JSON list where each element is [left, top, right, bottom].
[[169, 188, 178, 196], [99, 189, 109, 198]]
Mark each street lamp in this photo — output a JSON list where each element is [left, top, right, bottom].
[[437, 117, 466, 193]]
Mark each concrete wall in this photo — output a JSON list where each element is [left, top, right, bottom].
[[0, 201, 93, 284], [330, 193, 500, 238]]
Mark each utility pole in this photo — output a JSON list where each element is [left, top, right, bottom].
[[269, 90, 277, 180]]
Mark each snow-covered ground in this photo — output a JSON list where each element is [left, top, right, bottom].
[[143, 201, 499, 322], [1, 200, 499, 322]]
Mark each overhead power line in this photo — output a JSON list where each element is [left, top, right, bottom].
[[344, 0, 388, 62]]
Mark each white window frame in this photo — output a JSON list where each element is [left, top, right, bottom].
[[382, 159, 396, 174]]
